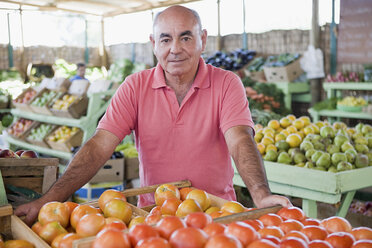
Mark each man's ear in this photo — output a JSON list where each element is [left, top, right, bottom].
[[201, 29, 208, 52], [149, 34, 155, 47]]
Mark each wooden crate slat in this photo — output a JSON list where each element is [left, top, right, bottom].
[[0, 158, 59, 167], [4, 177, 44, 194], [1, 166, 45, 177], [42, 165, 59, 194]]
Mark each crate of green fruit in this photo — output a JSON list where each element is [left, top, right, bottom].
[[46, 126, 83, 152], [29, 88, 63, 116], [26, 123, 56, 148]]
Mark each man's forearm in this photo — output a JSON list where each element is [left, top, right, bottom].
[[41, 135, 113, 203]]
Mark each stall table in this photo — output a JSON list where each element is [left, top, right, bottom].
[[233, 161, 372, 218]]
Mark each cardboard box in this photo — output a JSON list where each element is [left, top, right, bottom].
[[263, 58, 303, 82], [90, 158, 125, 183], [125, 157, 139, 180], [73, 182, 124, 203], [245, 70, 267, 82], [50, 79, 90, 119], [46, 127, 83, 153]]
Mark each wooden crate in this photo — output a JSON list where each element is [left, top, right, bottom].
[[50, 94, 89, 119], [46, 128, 83, 153], [0, 158, 59, 195], [12, 88, 38, 112], [0, 205, 49, 248], [29, 88, 62, 116], [26, 123, 57, 149], [7, 119, 38, 142]]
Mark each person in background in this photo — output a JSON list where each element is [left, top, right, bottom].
[[69, 63, 88, 82], [15, 5, 292, 226]]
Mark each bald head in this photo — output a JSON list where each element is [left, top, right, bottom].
[[153, 5, 203, 34]]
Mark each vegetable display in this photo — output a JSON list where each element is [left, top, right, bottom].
[[205, 49, 256, 71]]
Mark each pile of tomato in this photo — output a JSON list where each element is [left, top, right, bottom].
[[27, 183, 372, 248]]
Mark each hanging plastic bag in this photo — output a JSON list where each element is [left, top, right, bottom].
[[300, 45, 325, 79]]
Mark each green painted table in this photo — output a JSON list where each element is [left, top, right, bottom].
[[323, 82, 372, 99], [265, 82, 311, 110], [233, 161, 372, 218]]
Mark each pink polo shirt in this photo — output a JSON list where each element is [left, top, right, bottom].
[[97, 58, 254, 207]]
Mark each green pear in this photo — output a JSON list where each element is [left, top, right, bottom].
[[311, 150, 323, 163], [355, 144, 369, 154], [300, 141, 314, 152], [334, 134, 349, 147], [304, 161, 315, 169], [316, 153, 331, 169], [361, 124, 372, 135], [345, 149, 356, 164], [336, 129, 350, 139], [293, 152, 306, 164], [368, 137, 372, 149], [295, 162, 305, 167], [326, 144, 340, 155], [313, 141, 325, 151], [305, 149, 316, 160], [355, 137, 368, 145], [355, 123, 364, 133], [337, 161, 353, 171], [331, 153, 347, 166], [322, 138, 333, 147], [320, 126, 335, 139], [355, 153, 369, 168], [288, 148, 301, 158], [277, 151, 292, 165], [328, 166, 338, 173], [352, 132, 364, 141], [275, 140, 290, 151], [341, 142, 354, 152], [367, 152, 372, 166], [264, 149, 278, 162]]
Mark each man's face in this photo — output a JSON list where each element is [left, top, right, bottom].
[[150, 8, 207, 80], [77, 66, 86, 77]]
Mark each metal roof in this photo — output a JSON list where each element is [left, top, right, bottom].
[[1, 0, 202, 17]]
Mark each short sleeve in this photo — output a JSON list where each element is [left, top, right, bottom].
[[97, 77, 137, 141], [219, 73, 255, 134]]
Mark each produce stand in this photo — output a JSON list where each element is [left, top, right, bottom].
[[233, 161, 372, 218], [266, 81, 311, 110], [6, 89, 115, 160], [308, 82, 372, 123]]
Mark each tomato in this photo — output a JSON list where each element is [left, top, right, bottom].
[[351, 227, 372, 241], [220, 201, 245, 214], [185, 189, 211, 211], [352, 240, 372, 248], [128, 216, 145, 229], [180, 187, 193, 201], [103, 198, 132, 224], [155, 184, 181, 206], [3, 240, 35, 248], [129, 223, 160, 246], [102, 221, 127, 232], [320, 216, 352, 233], [98, 189, 126, 211], [258, 226, 284, 239], [185, 212, 212, 229], [38, 221, 68, 244], [209, 211, 223, 219], [136, 237, 171, 248], [161, 198, 182, 216], [205, 234, 243, 248], [301, 225, 328, 241], [70, 205, 101, 230], [92, 229, 131, 248], [156, 216, 187, 239], [145, 213, 162, 225], [259, 213, 283, 227], [76, 213, 106, 237], [169, 227, 208, 248], [242, 219, 264, 231], [63, 201, 79, 216], [277, 207, 306, 222], [309, 240, 333, 248], [280, 237, 308, 248], [175, 199, 202, 218], [225, 221, 260, 246], [38, 201, 70, 227], [51, 233, 68, 248], [31, 222, 43, 235], [58, 233, 81, 248], [105, 217, 125, 225], [325, 232, 355, 248], [150, 206, 162, 216], [203, 223, 226, 237], [303, 218, 321, 226], [247, 239, 278, 248], [282, 230, 310, 243], [279, 219, 304, 234]]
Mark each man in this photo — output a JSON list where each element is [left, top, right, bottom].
[[69, 63, 88, 82], [15, 5, 291, 226]]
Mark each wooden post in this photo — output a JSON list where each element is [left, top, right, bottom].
[[242, 0, 247, 49], [100, 17, 108, 68], [216, 0, 222, 51], [330, 0, 337, 75], [84, 18, 89, 64], [19, 6, 26, 80], [310, 0, 321, 107], [7, 13, 13, 68]]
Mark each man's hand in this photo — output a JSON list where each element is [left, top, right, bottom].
[[255, 195, 293, 209], [14, 198, 47, 226]]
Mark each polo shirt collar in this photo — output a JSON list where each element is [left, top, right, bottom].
[[152, 57, 211, 89]]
